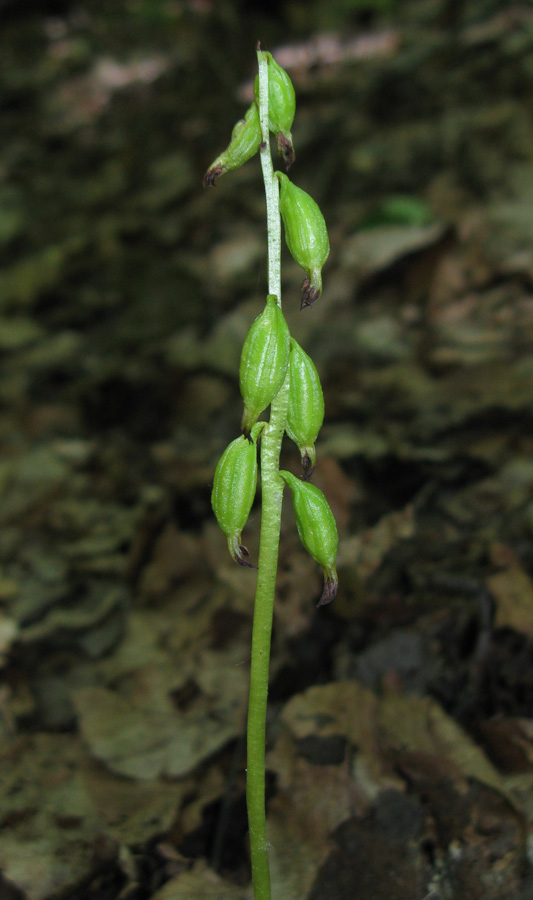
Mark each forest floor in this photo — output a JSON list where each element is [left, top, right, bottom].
[[1, 2, 533, 898]]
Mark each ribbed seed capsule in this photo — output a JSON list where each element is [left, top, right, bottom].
[[277, 172, 329, 308], [286, 338, 324, 477], [203, 103, 261, 187], [280, 470, 338, 606], [239, 295, 291, 438], [211, 423, 263, 567], [254, 52, 296, 170]]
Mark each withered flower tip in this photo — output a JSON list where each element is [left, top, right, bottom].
[[300, 278, 321, 309], [317, 574, 338, 607], [277, 132, 295, 171], [234, 542, 257, 569], [202, 164, 223, 188]]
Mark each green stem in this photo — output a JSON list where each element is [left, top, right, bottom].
[[246, 48, 288, 900], [257, 52, 281, 301]]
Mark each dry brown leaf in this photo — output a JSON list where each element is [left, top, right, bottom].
[[269, 682, 526, 899], [279, 681, 393, 795], [139, 522, 201, 598], [337, 504, 415, 582], [266, 734, 366, 900], [0, 611, 17, 663], [0, 733, 185, 900], [478, 718, 533, 773], [487, 565, 533, 638], [151, 859, 250, 900], [72, 672, 246, 781], [279, 681, 505, 796], [341, 222, 446, 282], [378, 688, 504, 791]]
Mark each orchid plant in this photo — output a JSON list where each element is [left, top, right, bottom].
[[204, 46, 338, 900]]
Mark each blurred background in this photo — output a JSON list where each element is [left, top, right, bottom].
[[1, 1, 533, 898]]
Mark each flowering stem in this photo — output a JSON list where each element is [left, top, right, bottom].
[[246, 47, 288, 900]]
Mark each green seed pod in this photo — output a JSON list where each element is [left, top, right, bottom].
[[277, 172, 330, 308], [211, 423, 263, 566], [286, 338, 324, 477], [203, 102, 262, 187], [254, 52, 296, 170], [239, 295, 291, 438], [280, 470, 338, 606]]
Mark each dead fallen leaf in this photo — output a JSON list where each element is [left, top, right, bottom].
[[337, 504, 415, 600], [341, 222, 446, 282], [150, 858, 250, 900], [266, 732, 366, 900], [72, 649, 248, 780], [488, 565, 533, 638], [279, 680, 506, 798], [0, 733, 184, 900], [478, 718, 533, 774]]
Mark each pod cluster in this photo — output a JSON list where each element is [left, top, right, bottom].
[[207, 50, 337, 606], [203, 51, 329, 306], [203, 52, 296, 187], [253, 51, 296, 170]]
